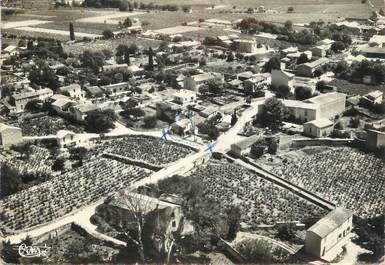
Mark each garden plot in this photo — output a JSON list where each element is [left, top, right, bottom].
[[154, 25, 203, 35], [13, 26, 102, 38], [76, 11, 145, 24], [2, 19, 52, 29]]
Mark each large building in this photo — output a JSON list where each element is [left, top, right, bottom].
[[282, 92, 346, 122], [12, 88, 54, 113], [0, 123, 23, 149], [305, 208, 353, 261], [183, 72, 224, 92]]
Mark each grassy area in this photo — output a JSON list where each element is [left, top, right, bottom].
[[330, 79, 385, 96]]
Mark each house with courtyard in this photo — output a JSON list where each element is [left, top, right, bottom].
[[12, 88, 54, 113]]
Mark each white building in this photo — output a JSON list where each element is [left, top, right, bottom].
[[173, 89, 197, 105], [233, 39, 258, 53], [59, 84, 83, 99], [271, 69, 295, 90], [305, 208, 353, 261], [0, 123, 23, 149], [183, 72, 223, 91]]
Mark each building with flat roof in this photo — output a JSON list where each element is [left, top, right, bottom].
[[173, 89, 197, 105], [360, 47, 385, 59], [296, 58, 330, 77]]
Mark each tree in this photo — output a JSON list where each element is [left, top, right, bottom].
[[1, 240, 20, 263], [316, 80, 327, 92], [287, 6, 294, 13], [128, 43, 139, 54], [124, 49, 130, 65], [147, 47, 154, 71], [231, 110, 238, 126], [284, 20, 293, 31], [52, 158, 65, 171], [207, 80, 223, 96], [85, 109, 117, 133], [18, 39, 26, 47], [349, 116, 360, 128], [331, 41, 346, 53], [263, 56, 281, 73], [123, 17, 132, 27], [27, 39, 34, 50], [297, 53, 309, 65], [103, 29, 114, 39], [277, 224, 296, 241], [0, 163, 22, 197], [257, 97, 288, 130], [143, 115, 157, 128], [276, 85, 291, 99], [182, 5, 191, 13], [295, 86, 312, 100], [119, 1, 128, 11], [227, 52, 235, 62], [25, 99, 43, 113], [69, 22, 75, 41]]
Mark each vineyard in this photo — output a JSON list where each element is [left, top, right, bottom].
[[93, 135, 196, 166], [272, 147, 385, 218], [0, 158, 149, 233], [188, 159, 326, 228]]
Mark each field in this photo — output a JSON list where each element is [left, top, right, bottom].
[[330, 78, 385, 96], [93, 135, 196, 166], [1, 0, 375, 42], [188, 159, 326, 228], [0, 158, 149, 233], [271, 147, 385, 218]]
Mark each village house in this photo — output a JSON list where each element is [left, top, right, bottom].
[[296, 58, 329, 77], [59, 84, 83, 99], [311, 45, 328, 58], [171, 118, 197, 136], [102, 63, 128, 73], [51, 96, 76, 114], [244, 74, 270, 95], [230, 134, 261, 157], [0, 123, 23, 149], [183, 72, 224, 91], [361, 90, 383, 106], [69, 103, 99, 121], [56, 130, 79, 148], [369, 35, 385, 47], [293, 76, 317, 93], [84, 86, 105, 98], [282, 100, 319, 122], [233, 39, 258, 53], [271, 69, 295, 90], [12, 88, 54, 113], [366, 129, 385, 151], [303, 118, 334, 138], [305, 208, 353, 261], [173, 89, 197, 105], [102, 82, 130, 97]]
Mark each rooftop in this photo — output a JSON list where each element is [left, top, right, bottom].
[[232, 134, 261, 150], [305, 92, 346, 105], [305, 118, 333, 128], [302, 58, 329, 69], [308, 208, 353, 238]]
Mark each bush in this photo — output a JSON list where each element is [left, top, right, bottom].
[[349, 116, 360, 128], [295, 86, 312, 100], [287, 6, 294, 13], [143, 115, 157, 128], [102, 29, 114, 39], [119, 1, 128, 11]]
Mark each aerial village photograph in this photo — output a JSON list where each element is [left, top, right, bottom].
[[0, 0, 384, 264]]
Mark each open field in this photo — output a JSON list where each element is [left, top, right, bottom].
[[2, 19, 52, 29], [13, 26, 102, 38], [272, 147, 385, 218]]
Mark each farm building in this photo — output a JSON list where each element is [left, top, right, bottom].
[[59, 84, 83, 99], [12, 88, 54, 113], [303, 118, 334, 138], [230, 134, 261, 157], [296, 58, 329, 77], [366, 129, 385, 151], [0, 123, 23, 149], [305, 208, 353, 261], [173, 89, 197, 105], [271, 69, 295, 90], [57, 130, 79, 148]]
